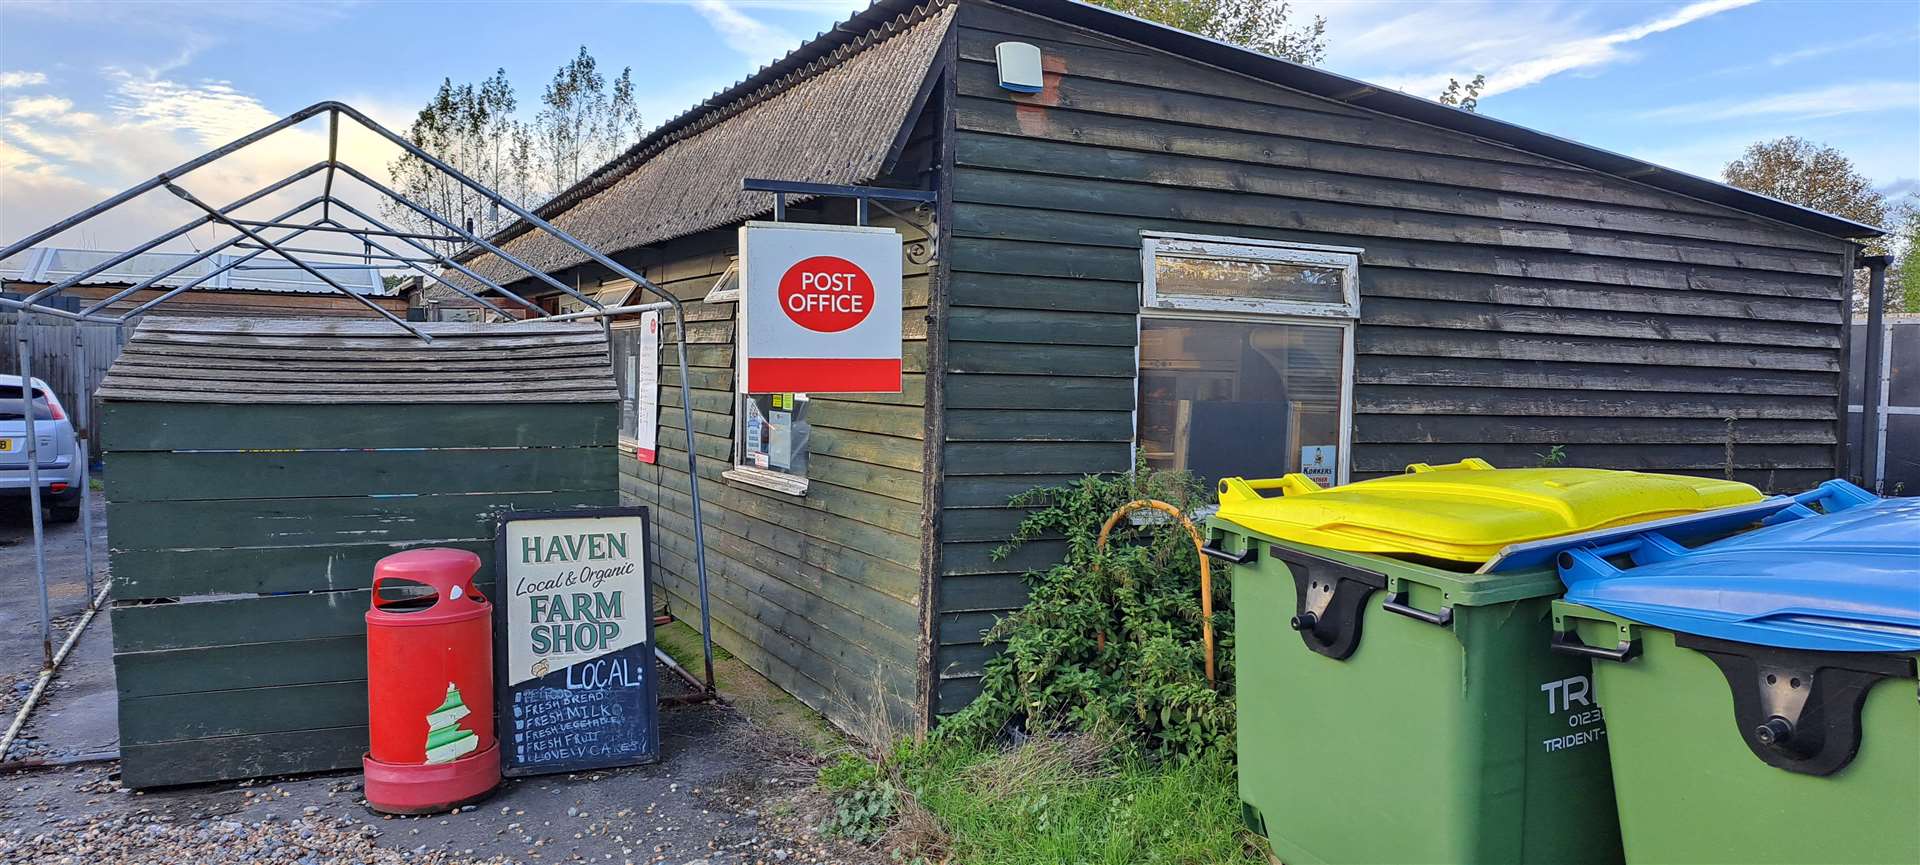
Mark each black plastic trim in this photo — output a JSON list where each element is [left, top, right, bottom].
[[1269, 545, 1386, 661], [1551, 629, 1640, 663], [1382, 591, 1453, 627], [1677, 632, 1917, 776]]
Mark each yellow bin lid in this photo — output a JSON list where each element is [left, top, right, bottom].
[[1215, 458, 1764, 564]]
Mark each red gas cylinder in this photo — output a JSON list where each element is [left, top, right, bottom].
[[363, 547, 499, 814]]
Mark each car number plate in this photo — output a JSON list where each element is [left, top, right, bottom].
[[0, 438, 14, 452]]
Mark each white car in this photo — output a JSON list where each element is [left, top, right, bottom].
[[0, 374, 82, 523]]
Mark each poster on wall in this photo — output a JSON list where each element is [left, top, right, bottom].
[[1300, 445, 1338, 486], [634, 311, 659, 463], [494, 508, 658, 777], [738, 221, 903, 394]]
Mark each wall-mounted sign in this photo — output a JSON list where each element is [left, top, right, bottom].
[[494, 508, 658, 777], [1301, 445, 1337, 486], [739, 221, 902, 394], [634, 311, 659, 464]]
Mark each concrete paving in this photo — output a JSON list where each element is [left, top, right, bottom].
[[0, 490, 114, 763]]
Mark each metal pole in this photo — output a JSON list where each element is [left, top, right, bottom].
[[107, 214, 333, 321], [72, 326, 95, 602], [319, 201, 549, 316], [319, 219, 518, 320], [0, 102, 336, 262], [1861, 255, 1891, 492], [520, 301, 674, 323], [15, 317, 52, 668], [77, 194, 329, 317], [163, 184, 432, 342], [330, 163, 606, 311], [231, 241, 440, 265], [338, 103, 719, 691], [226, 219, 462, 243], [16, 163, 330, 306]]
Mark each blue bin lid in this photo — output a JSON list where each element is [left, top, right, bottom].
[[1558, 482, 1920, 653]]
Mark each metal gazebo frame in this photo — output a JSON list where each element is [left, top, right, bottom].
[[0, 102, 719, 758]]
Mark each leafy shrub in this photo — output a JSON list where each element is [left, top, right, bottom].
[[938, 461, 1234, 759], [819, 776, 900, 844]]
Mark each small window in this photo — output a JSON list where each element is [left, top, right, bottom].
[[1143, 234, 1359, 318], [1138, 233, 1358, 488], [609, 326, 643, 444], [726, 392, 811, 495], [703, 259, 740, 304]]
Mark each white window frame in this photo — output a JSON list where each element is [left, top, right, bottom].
[[1142, 232, 1361, 319], [611, 318, 648, 451], [1136, 231, 1360, 486]]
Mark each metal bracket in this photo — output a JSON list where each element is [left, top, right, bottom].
[[1269, 545, 1386, 661], [1679, 633, 1916, 776]]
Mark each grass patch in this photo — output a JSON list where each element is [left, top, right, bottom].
[[825, 729, 1263, 865]]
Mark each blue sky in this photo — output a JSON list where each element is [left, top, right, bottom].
[[1, 0, 1914, 250]]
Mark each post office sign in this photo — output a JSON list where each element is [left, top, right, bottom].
[[739, 221, 902, 394]]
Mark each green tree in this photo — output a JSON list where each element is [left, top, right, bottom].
[[1888, 195, 1920, 312], [1723, 137, 1892, 311], [1438, 74, 1486, 112], [536, 47, 644, 195], [384, 69, 533, 256], [1094, 0, 1328, 64]]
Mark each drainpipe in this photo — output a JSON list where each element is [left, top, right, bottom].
[[1858, 255, 1892, 492]]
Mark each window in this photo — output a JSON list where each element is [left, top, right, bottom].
[[1137, 233, 1358, 488], [726, 392, 811, 495], [609, 325, 644, 444]]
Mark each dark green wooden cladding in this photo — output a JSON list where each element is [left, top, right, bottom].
[[928, 1, 1855, 708], [107, 400, 619, 787], [608, 216, 929, 735]]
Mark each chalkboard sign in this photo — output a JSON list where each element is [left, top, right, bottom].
[[494, 508, 659, 777]]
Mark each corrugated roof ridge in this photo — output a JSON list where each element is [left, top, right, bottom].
[[465, 0, 947, 261]]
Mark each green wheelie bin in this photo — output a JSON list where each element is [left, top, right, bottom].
[[1203, 458, 1765, 865], [1554, 480, 1919, 865]]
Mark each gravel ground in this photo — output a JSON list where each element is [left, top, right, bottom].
[[0, 703, 886, 865]]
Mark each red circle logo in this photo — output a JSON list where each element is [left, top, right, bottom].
[[778, 256, 873, 333]]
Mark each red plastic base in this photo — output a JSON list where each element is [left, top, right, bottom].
[[363, 742, 500, 815]]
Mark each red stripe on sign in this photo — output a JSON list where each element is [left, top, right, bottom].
[[747, 358, 902, 393]]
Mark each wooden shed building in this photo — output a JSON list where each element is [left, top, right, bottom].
[[453, 0, 1882, 733], [100, 318, 620, 787]]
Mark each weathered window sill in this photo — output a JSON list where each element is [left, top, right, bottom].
[[723, 466, 808, 496]]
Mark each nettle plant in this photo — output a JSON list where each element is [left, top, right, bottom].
[[940, 460, 1235, 760]]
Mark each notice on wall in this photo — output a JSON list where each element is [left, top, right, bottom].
[[634, 311, 660, 464], [739, 221, 903, 394], [495, 508, 658, 777], [1300, 445, 1337, 486]]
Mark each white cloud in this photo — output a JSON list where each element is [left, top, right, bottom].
[[690, 0, 804, 62], [1306, 0, 1756, 102], [0, 71, 50, 89], [0, 72, 410, 253], [1640, 80, 1920, 122]]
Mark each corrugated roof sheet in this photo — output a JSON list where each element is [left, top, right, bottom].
[[99, 317, 615, 404], [0, 247, 390, 294], [459, 2, 954, 287]]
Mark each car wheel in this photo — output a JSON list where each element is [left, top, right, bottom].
[[48, 504, 80, 524]]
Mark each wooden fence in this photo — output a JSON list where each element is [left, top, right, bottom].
[[0, 312, 127, 454]]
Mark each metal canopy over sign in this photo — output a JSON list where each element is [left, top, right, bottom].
[[739, 221, 903, 394], [495, 507, 659, 776]]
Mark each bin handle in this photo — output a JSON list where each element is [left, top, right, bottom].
[[1199, 538, 1256, 565], [1405, 457, 1496, 474], [1217, 474, 1321, 504], [1382, 590, 1453, 627], [1551, 629, 1639, 663]]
